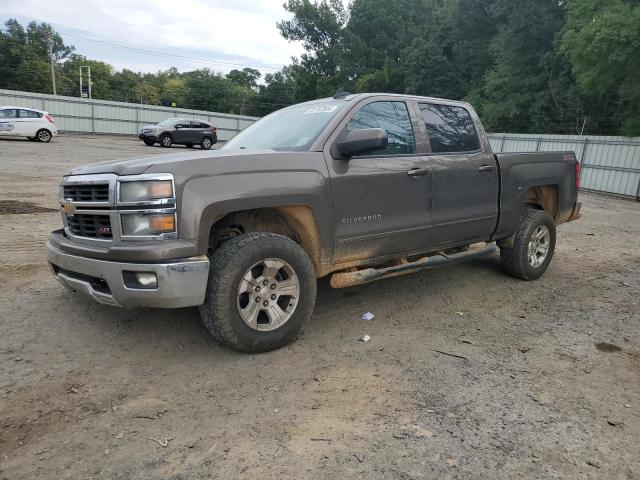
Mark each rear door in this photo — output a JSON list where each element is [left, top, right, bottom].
[[0, 108, 18, 136], [419, 102, 498, 245], [17, 109, 42, 136], [325, 99, 433, 264], [191, 121, 207, 143]]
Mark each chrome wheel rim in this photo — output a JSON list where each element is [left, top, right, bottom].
[[527, 225, 550, 268], [162, 136, 171, 146], [237, 258, 300, 331], [38, 130, 50, 142], [202, 138, 211, 149]]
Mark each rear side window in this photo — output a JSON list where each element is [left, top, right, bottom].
[[0, 109, 18, 119], [347, 101, 416, 156], [420, 103, 480, 154], [19, 109, 41, 119]]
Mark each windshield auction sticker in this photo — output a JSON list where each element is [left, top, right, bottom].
[[304, 105, 339, 114]]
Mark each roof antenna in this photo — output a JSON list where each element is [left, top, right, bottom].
[[333, 88, 351, 99]]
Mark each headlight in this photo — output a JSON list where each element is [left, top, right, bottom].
[[119, 180, 173, 203], [120, 212, 176, 237]]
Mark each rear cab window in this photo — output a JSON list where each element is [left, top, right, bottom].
[[346, 101, 416, 156], [420, 103, 480, 154]]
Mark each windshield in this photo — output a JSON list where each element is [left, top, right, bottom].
[[157, 118, 182, 127], [223, 100, 346, 151]]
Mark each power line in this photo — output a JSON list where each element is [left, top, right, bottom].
[[59, 31, 285, 72]]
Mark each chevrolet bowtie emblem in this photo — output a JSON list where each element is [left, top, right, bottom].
[[63, 200, 76, 216]]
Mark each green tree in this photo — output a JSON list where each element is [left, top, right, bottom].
[[160, 77, 187, 107], [0, 19, 73, 94], [253, 67, 296, 116], [227, 68, 261, 89], [477, 0, 584, 133], [561, 0, 640, 135], [59, 55, 114, 99], [278, 0, 348, 98]]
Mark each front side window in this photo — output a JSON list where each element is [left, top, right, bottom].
[[420, 103, 480, 154], [0, 109, 17, 119], [346, 101, 416, 156]]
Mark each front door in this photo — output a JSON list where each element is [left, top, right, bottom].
[[418, 102, 499, 245], [0, 108, 18, 136], [173, 121, 191, 143], [327, 100, 432, 264]]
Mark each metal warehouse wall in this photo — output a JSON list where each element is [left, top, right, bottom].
[[0, 89, 258, 141], [488, 133, 640, 199]]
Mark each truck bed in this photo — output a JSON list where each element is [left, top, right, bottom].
[[492, 151, 580, 239]]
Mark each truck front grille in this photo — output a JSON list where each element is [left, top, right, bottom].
[[63, 184, 109, 202], [66, 214, 112, 239]]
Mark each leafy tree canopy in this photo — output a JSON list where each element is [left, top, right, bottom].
[[1, 3, 638, 135]]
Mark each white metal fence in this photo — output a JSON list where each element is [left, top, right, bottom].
[[488, 133, 640, 200], [2, 88, 638, 199], [0, 88, 258, 141]]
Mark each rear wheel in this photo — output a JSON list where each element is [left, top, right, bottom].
[[500, 208, 556, 280], [200, 233, 317, 353], [36, 129, 52, 143], [200, 136, 213, 150], [160, 134, 172, 147]]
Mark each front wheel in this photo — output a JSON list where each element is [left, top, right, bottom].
[[200, 233, 317, 353], [500, 208, 556, 280], [160, 134, 172, 147]]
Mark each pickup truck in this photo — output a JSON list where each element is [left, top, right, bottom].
[[47, 93, 581, 352]]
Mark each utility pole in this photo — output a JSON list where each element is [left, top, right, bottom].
[[48, 34, 57, 95]]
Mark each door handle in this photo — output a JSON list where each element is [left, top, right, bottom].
[[407, 168, 431, 177], [478, 165, 494, 172]]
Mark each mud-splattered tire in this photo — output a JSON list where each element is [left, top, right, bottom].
[[199, 233, 317, 353], [500, 208, 556, 280]]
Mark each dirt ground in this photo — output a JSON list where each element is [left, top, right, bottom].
[[0, 134, 639, 479]]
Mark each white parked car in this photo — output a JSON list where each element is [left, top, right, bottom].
[[0, 106, 58, 142]]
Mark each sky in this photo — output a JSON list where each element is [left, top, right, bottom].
[[0, 0, 306, 75]]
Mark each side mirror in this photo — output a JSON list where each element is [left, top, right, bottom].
[[334, 128, 388, 158]]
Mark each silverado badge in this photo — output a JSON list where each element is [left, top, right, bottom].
[[63, 200, 76, 216]]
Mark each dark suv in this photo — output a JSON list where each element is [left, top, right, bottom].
[[138, 118, 217, 149]]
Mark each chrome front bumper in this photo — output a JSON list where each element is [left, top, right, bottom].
[[46, 242, 210, 308]]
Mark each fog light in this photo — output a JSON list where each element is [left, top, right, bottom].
[[136, 272, 157, 287], [123, 271, 157, 289]]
